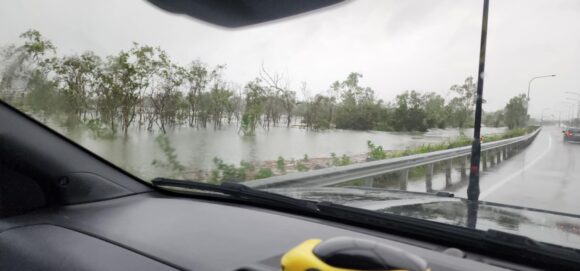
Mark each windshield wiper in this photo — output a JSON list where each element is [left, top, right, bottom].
[[315, 201, 580, 269], [152, 178, 319, 212], [482, 230, 580, 268]]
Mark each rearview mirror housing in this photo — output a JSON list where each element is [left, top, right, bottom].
[[147, 0, 345, 28]]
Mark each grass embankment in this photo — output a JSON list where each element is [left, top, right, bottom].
[[360, 126, 539, 182], [376, 126, 538, 160]]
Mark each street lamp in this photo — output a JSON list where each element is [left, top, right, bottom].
[[541, 108, 551, 125], [562, 101, 577, 127], [565, 92, 580, 127], [553, 109, 568, 127], [526, 75, 556, 124], [527, 74, 556, 100]]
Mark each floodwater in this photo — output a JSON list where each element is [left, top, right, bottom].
[[56, 123, 506, 180]]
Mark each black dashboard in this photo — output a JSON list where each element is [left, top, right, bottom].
[[0, 192, 533, 271]]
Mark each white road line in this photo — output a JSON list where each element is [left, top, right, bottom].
[[479, 134, 553, 200]]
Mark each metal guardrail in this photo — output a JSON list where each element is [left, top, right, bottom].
[[245, 128, 542, 189]]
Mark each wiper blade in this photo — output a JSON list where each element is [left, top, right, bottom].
[[483, 230, 580, 267], [316, 202, 580, 269], [152, 178, 319, 212]]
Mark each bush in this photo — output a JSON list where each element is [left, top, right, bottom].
[[340, 154, 351, 166], [330, 153, 353, 166], [296, 161, 308, 172], [276, 156, 286, 173], [256, 168, 273, 179], [209, 157, 247, 183], [84, 119, 114, 139], [330, 152, 339, 166], [152, 135, 185, 178], [367, 140, 387, 160]]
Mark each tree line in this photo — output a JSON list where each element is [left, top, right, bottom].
[[0, 30, 529, 137]]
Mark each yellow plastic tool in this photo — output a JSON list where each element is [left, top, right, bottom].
[[281, 238, 430, 271]]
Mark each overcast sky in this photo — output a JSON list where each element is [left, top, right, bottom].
[[1, 0, 579, 119]]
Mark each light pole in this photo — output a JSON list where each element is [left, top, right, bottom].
[[554, 109, 567, 127], [527, 75, 556, 100], [566, 92, 580, 127], [526, 74, 556, 121], [562, 101, 576, 127], [567, 97, 580, 127], [541, 108, 551, 126]]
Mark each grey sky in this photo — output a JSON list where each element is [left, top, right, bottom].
[[1, 0, 579, 119]]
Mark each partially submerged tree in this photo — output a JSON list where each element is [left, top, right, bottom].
[[504, 94, 528, 129]]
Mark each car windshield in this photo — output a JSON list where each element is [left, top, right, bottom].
[[2, 0, 580, 250]]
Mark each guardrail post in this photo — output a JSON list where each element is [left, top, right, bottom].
[[490, 151, 496, 167], [497, 149, 502, 164], [460, 157, 467, 179], [503, 146, 508, 160], [399, 169, 409, 190], [426, 164, 434, 192], [482, 152, 487, 170], [445, 160, 452, 187], [363, 178, 374, 188]]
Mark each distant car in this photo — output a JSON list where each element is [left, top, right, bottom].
[[563, 128, 580, 142]]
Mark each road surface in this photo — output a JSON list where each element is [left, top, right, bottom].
[[455, 126, 580, 215]]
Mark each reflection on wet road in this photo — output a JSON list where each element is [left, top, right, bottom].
[[456, 126, 580, 216]]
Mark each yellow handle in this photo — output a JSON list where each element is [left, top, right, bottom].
[[281, 239, 416, 271]]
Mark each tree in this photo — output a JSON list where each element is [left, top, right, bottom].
[[240, 79, 266, 135], [448, 76, 477, 129], [52, 52, 101, 123], [96, 44, 157, 135], [333, 72, 380, 130], [423, 92, 447, 128], [393, 90, 427, 131], [0, 29, 55, 103], [7, 30, 525, 139], [259, 66, 296, 127], [149, 51, 185, 133], [280, 89, 296, 127], [504, 94, 528, 129], [183, 61, 210, 127], [483, 110, 504, 127], [304, 94, 334, 129], [24, 72, 59, 121]]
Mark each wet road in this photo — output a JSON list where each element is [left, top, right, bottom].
[[456, 126, 580, 215]]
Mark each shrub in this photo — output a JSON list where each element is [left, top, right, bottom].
[[276, 156, 286, 173], [367, 140, 387, 160], [340, 154, 351, 166], [256, 168, 273, 179], [209, 157, 247, 183], [152, 135, 185, 178], [296, 161, 308, 172]]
